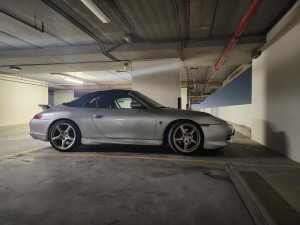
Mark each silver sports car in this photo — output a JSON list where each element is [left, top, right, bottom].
[[30, 90, 234, 155]]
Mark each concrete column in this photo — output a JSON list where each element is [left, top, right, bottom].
[[181, 88, 187, 110], [54, 90, 74, 105], [132, 58, 181, 108]]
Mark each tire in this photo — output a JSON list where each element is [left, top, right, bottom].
[[49, 120, 81, 152], [168, 122, 203, 155]]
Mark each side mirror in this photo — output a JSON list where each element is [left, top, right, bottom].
[[130, 102, 143, 109]]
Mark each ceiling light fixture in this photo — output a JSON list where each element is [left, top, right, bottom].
[[64, 78, 84, 84], [80, 0, 110, 23], [124, 34, 134, 43], [9, 66, 21, 71]]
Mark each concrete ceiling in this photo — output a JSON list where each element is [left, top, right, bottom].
[[0, 0, 296, 97]]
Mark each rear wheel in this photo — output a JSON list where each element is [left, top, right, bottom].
[[168, 122, 202, 155], [49, 120, 81, 152]]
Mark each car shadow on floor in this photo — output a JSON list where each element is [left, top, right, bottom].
[[73, 144, 220, 157]]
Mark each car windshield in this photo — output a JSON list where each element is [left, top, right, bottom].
[[130, 91, 165, 109]]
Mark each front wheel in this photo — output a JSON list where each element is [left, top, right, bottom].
[[168, 122, 203, 155], [49, 120, 81, 152]]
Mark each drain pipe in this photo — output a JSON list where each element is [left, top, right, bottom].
[[0, 8, 44, 33], [187, 0, 190, 23], [41, 0, 119, 62], [173, 0, 183, 52], [202, 0, 263, 94]]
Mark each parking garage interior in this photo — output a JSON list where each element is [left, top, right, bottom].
[[0, 0, 300, 224]]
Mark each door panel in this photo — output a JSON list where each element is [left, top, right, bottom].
[[92, 108, 157, 139]]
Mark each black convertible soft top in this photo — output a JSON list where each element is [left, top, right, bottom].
[[63, 90, 130, 107]]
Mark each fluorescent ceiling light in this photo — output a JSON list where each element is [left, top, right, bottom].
[[64, 78, 84, 84], [81, 0, 110, 23], [9, 66, 21, 71]]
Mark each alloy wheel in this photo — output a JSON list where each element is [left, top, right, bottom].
[[172, 123, 201, 153], [50, 123, 76, 150]]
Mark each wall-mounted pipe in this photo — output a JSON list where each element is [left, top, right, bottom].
[[181, 80, 206, 84], [0, 8, 44, 32], [41, 0, 119, 62], [173, 0, 183, 52], [202, 0, 263, 95], [187, 0, 190, 23]]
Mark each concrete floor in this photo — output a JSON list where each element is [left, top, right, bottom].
[[0, 124, 299, 225]]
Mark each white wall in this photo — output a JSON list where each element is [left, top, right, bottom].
[[200, 104, 252, 128], [0, 78, 48, 126], [251, 2, 300, 162], [132, 58, 181, 108], [54, 90, 74, 105], [199, 3, 300, 162]]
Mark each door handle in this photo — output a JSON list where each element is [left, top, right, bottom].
[[93, 115, 103, 118]]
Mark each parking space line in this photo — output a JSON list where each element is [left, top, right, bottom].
[[26, 152, 300, 169], [0, 148, 40, 160]]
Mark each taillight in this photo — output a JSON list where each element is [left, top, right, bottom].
[[33, 115, 42, 119]]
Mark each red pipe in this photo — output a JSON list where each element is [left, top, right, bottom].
[[202, 0, 263, 94], [0, 74, 48, 85], [181, 80, 206, 84]]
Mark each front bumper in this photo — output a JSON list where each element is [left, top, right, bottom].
[[202, 123, 235, 149], [29, 119, 53, 141]]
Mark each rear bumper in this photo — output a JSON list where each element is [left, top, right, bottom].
[[30, 132, 48, 141], [202, 124, 235, 149], [29, 119, 52, 141]]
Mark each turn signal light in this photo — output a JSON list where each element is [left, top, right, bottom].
[[33, 115, 42, 119]]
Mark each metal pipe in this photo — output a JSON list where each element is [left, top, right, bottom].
[[0, 8, 44, 32], [187, 0, 190, 23], [41, 0, 119, 62], [173, 0, 183, 52], [190, 67, 199, 80], [181, 80, 206, 84], [202, 0, 263, 94]]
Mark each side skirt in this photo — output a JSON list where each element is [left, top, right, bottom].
[[81, 138, 163, 146]]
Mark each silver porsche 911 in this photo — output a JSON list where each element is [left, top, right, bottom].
[[30, 90, 234, 155]]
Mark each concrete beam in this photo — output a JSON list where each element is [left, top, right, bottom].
[[0, 35, 265, 59]]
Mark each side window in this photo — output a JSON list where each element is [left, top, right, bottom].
[[85, 96, 98, 108], [115, 97, 133, 109], [85, 92, 143, 109], [97, 95, 118, 108]]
